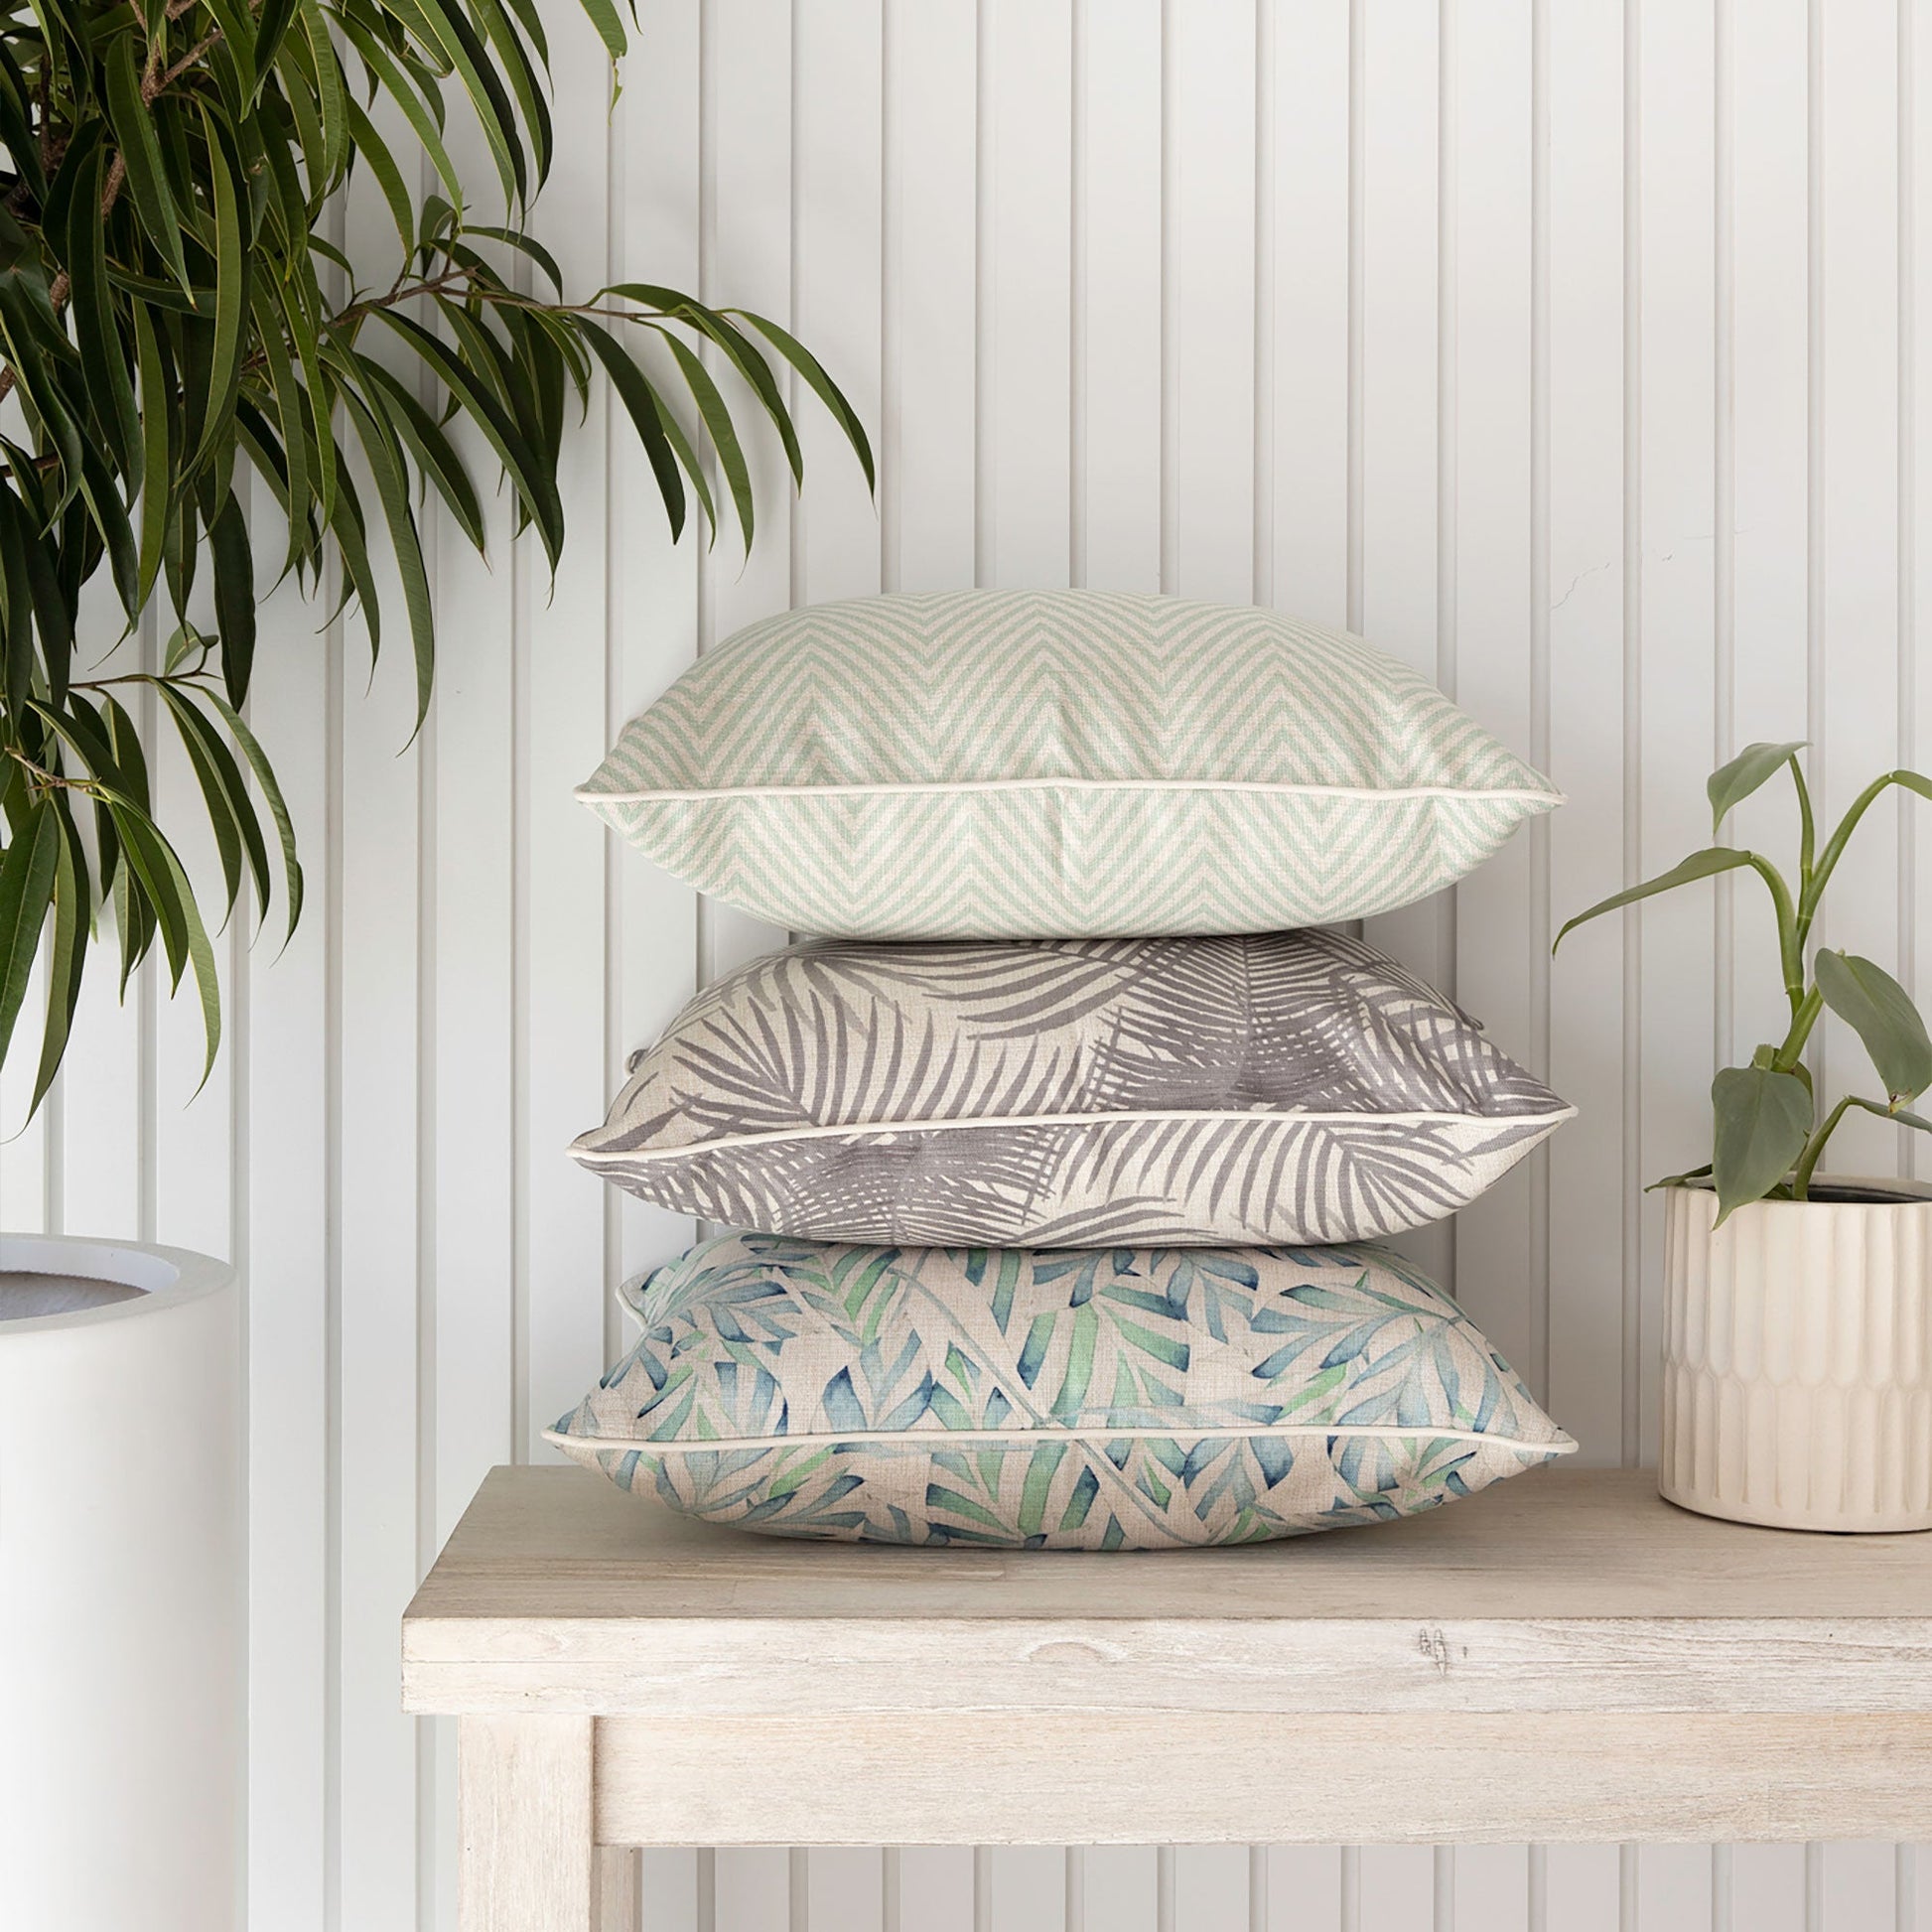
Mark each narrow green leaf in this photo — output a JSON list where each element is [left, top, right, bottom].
[[197, 686, 305, 942], [371, 308, 564, 567], [157, 680, 272, 920], [189, 102, 249, 479], [29, 796, 88, 1114], [132, 302, 173, 608], [576, 323, 684, 539], [1555, 847, 1767, 952], [300, 0, 350, 188], [335, 15, 467, 210], [68, 144, 141, 475], [661, 332, 755, 550], [0, 801, 60, 1071], [338, 382, 436, 730], [1815, 949, 1932, 1104], [570, 0, 628, 64], [351, 358, 486, 550], [465, 222, 562, 293], [342, 98, 417, 266], [208, 493, 257, 708], [105, 38, 193, 293], [735, 309, 877, 491], [107, 802, 222, 1087], [1712, 1064, 1814, 1224]]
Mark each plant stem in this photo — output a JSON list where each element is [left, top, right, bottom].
[[1790, 1095, 1856, 1198], [1791, 753, 1816, 881], [1774, 983, 1826, 1070]]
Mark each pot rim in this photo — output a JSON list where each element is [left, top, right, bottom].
[[1667, 1173, 1932, 1209], [0, 1230, 234, 1337]]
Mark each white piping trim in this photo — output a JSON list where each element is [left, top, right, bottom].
[[544, 1423, 1580, 1456], [577, 776, 1567, 805], [573, 1103, 1579, 1162]]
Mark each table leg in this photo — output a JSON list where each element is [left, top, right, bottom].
[[459, 1715, 597, 1932], [596, 1848, 641, 1931]]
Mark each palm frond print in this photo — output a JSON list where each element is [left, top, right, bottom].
[[572, 929, 1574, 1246], [546, 1234, 1577, 1550]]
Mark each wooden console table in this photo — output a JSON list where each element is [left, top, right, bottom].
[[402, 1463, 1932, 1932]]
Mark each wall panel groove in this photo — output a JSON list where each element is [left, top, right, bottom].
[[0, 4, 1925, 1929]]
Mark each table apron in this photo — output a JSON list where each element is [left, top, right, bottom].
[[585, 1710, 1932, 1847]]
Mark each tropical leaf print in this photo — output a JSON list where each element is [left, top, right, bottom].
[[572, 929, 1574, 1246], [547, 1235, 1577, 1550]]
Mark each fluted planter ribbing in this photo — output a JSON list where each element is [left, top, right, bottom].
[[1661, 1178, 1932, 1532]]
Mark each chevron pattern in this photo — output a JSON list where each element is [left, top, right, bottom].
[[581, 591, 1562, 938]]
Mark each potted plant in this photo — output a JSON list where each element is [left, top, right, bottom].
[[1558, 742, 1932, 1532], [0, 0, 869, 1921]]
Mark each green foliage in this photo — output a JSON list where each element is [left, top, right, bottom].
[[1557, 745, 1932, 1219], [0, 0, 871, 1104]]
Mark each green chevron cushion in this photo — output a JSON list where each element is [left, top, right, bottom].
[[571, 928, 1573, 1246], [579, 590, 1561, 938], [546, 1235, 1577, 1549]]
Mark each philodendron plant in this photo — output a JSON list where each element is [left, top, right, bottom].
[[1556, 741, 1932, 1223]]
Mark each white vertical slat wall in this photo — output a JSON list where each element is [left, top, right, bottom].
[[4, 2, 1932, 1929]]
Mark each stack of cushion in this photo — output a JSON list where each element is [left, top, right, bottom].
[[551, 590, 1578, 1549]]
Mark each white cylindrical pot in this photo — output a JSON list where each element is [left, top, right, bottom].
[[1661, 1178, 1932, 1532], [0, 1233, 240, 1931]]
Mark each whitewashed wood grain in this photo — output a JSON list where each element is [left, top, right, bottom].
[[458, 1717, 595, 1932]]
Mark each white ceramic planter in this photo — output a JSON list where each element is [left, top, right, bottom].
[[0, 1233, 240, 1932], [1661, 1178, 1932, 1532]]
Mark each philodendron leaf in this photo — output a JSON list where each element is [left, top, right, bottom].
[[1712, 1064, 1815, 1225], [1554, 847, 1762, 952], [1709, 740, 1806, 834], [1815, 948, 1932, 1103]]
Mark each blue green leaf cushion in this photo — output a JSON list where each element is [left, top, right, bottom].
[[572, 929, 1574, 1247], [578, 590, 1563, 939], [545, 1235, 1577, 1550]]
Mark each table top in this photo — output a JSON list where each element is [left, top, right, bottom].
[[406, 1466, 1932, 1845], [406, 1461, 1932, 1626]]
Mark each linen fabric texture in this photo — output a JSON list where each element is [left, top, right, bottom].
[[578, 589, 1563, 939], [546, 1233, 1577, 1549], [571, 927, 1574, 1247]]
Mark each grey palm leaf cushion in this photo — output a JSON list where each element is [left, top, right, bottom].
[[545, 1234, 1578, 1549], [571, 928, 1574, 1246]]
